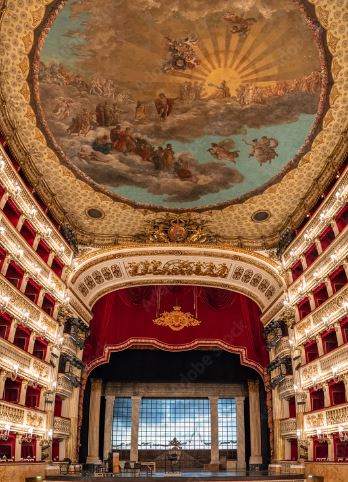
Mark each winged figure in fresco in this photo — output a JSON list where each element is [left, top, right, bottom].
[[208, 139, 240, 163], [243, 136, 279, 165], [223, 12, 257, 38], [162, 35, 200, 72]]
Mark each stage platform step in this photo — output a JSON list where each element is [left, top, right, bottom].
[[44, 470, 306, 482]]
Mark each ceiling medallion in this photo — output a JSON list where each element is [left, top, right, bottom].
[[86, 208, 104, 219], [135, 217, 219, 243], [153, 305, 201, 331], [252, 210, 270, 222]]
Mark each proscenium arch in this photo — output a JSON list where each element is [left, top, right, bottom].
[[69, 245, 286, 314], [84, 284, 269, 378]]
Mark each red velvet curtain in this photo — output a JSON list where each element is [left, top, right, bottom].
[[84, 286, 268, 374]]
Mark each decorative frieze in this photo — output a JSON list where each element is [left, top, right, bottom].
[[300, 344, 348, 388], [275, 337, 291, 358], [305, 403, 348, 434], [280, 417, 297, 436], [61, 333, 78, 356], [56, 373, 74, 397], [0, 401, 24, 424], [53, 416, 71, 436], [278, 375, 295, 400]]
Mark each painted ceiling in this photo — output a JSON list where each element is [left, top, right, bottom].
[[0, 0, 347, 247]]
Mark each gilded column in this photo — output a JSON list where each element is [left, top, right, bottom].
[[209, 396, 219, 466], [66, 386, 81, 463], [236, 397, 246, 469], [103, 396, 115, 461], [316, 335, 324, 357], [335, 322, 344, 346], [248, 380, 262, 469], [0, 370, 7, 398], [86, 379, 103, 464], [130, 396, 141, 462]]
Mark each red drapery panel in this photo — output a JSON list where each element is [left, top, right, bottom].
[[84, 286, 268, 375]]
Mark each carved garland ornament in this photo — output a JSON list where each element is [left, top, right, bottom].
[[125, 259, 230, 278], [153, 305, 202, 331]]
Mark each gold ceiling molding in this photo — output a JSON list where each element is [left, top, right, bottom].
[[0, 0, 346, 248], [68, 249, 286, 312], [69, 246, 285, 288], [87, 278, 267, 310], [71, 244, 281, 280]]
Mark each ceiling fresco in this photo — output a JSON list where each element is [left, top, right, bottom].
[[0, 0, 346, 247], [33, 0, 328, 210]]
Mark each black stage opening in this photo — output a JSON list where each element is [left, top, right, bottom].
[[80, 350, 270, 470]]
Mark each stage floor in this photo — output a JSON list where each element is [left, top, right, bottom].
[[46, 470, 305, 481]]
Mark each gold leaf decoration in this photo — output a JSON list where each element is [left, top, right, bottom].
[[153, 305, 201, 331]]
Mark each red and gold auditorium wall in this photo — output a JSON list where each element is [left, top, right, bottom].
[[83, 286, 269, 375]]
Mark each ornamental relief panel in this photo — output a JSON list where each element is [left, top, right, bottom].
[[301, 364, 319, 382], [125, 260, 230, 278], [280, 417, 297, 435], [26, 412, 44, 428], [53, 416, 71, 434], [231, 265, 275, 300], [0, 402, 24, 424], [305, 412, 325, 429], [78, 263, 123, 296], [326, 406, 348, 426]]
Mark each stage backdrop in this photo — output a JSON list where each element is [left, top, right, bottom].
[[83, 286, 268, 375]]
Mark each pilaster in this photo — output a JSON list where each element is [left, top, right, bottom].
[[86, 378, 103, 464], [129, 396, 140, 462], [236, 397, 246, 469], [209, 396, 219, 465], [248, 380, 262, 469]]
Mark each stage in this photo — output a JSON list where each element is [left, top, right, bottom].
[[45, 469, 306, 481]]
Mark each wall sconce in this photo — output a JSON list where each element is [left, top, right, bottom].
[[311, 377, 322, 392], [28, 373, 39, 389], [19, 309, 30, 328], [0, 424, 11, 441], [0, 294, 9, 311], [28, 207, 37, 220], [332, 366, 341, 384], [40, 429, 52, 448], [316, 428, 329, 444], [338, 425, 348, 442], [330, 253, 339, 264], [10, 182, 22, 197], [45, 382, 56, 404], [11, 364, 19, 381], [19, 428, 33, 444], [335, 187, 347, 204]]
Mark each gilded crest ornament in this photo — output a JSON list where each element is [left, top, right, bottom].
[[135, 217, 219, 244], [153, 305, 201, 331]]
